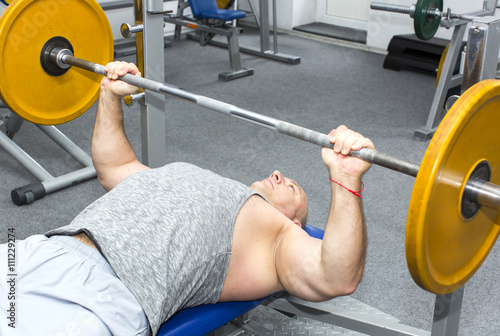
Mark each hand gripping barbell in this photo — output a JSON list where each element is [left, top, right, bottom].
[[0, 0, 499, 295]]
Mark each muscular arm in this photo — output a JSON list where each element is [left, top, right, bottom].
[[92, 62, 149, 191], [319, 169, 367, 295], [275, 126, 372, 301]]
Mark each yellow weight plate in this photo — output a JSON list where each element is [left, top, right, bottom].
[[407, 79, 500, 294], [0, 0, 113, 125], [436, 43, 465, 88], [216, 0, 234, 9]]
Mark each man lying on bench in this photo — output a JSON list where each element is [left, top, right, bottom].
[[0, 61, 373, 336]]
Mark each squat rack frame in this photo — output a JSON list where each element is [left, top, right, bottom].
[[414, 0, 499, 141]]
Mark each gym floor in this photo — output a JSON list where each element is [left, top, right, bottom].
[[1, 28, 499, 335]]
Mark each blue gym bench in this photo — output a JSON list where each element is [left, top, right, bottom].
[[163, 0, 253, 81], [156, 221, 465, 336]]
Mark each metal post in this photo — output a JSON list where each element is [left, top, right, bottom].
[[461, 17, 500, 93], [259, 0, 270, 52], [414, 24, 467, 141], [139, 0, 167, 167], [483, 0, 498, 12], [431, 287, 465, 336], [272, 0, 278, 53]]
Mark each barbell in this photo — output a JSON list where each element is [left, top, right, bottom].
[[371, 0, 478, 40], [0, 0, 499, 295]]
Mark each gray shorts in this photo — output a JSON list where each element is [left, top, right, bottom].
[[0, 234, 150, 336]]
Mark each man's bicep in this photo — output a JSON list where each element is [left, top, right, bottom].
[[275, 230, 331, 301], [97, 160, 150, 191]]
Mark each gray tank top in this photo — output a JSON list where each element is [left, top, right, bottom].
[[46, 162, 259, 334]]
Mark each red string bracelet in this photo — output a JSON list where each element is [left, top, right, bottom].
[[329, 178, 364, 198]]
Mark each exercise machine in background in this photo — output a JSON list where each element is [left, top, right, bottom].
[[161, 0, 300, 80], [190, 0, 301, 65], [163, 0, 254, 81]]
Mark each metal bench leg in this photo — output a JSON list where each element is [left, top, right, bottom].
[[431, 287, 464, 336], [0, 113, 97, 205], [208, 312, 272, 336], [218, 26, 254, 81], [174, 0, 190, 40], [5, 112, 24, 139]]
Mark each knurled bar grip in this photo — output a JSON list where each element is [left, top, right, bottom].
[[59, 50, 420, 177], [276, 122, 420, 177], [370, 2, 413, 15]]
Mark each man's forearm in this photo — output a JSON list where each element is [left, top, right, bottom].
[[91, 88, 138, 177], [321, 175, 367, 292]]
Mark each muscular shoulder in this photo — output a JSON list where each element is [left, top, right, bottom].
[[220, 195, 293, 301]]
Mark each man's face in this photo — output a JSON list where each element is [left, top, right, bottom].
[[250, 171, 308, 227]]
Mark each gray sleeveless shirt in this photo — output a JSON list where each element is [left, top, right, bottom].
[[46, 162, 259, 335]]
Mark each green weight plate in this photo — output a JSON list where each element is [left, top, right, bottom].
[[414, 0, 443, 40]]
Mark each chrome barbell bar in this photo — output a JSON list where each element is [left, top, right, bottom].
[[50, 47, 500, 211]]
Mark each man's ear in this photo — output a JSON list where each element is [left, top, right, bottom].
[[292, 218, 302, 229]]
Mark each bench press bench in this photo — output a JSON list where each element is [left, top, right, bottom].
[[154, 223, 462, 336], [157, 225, 325, 336]]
